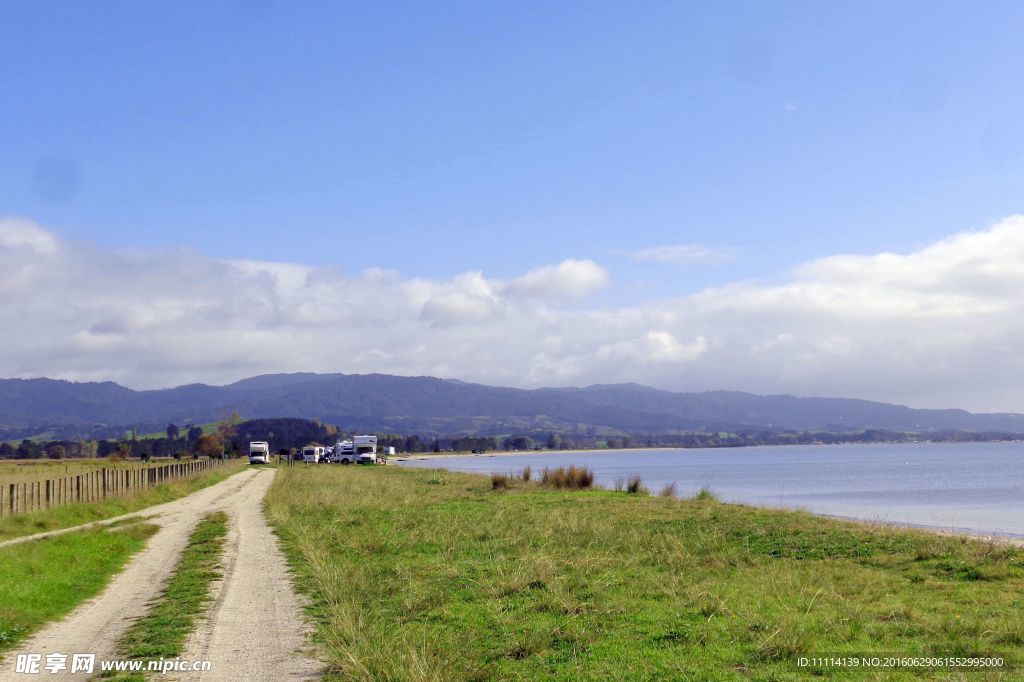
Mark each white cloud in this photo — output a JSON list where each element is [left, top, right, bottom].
[[623, 243, 734, 265], [503, 259, 608, 300], [0, 216, 58, 256], [4, 216, 1024, 412], [595, 332, 708, 364]]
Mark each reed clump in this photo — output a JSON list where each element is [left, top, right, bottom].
[[491, 472, 512, 490], [540, 466, 594, 489], [625, 475, 646, 494], [694, 487, 718, 502]]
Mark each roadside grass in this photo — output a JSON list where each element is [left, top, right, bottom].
[[101, 512, 228, 681], [266, 465, 1024, 681], [0, 522, 159, 654], [0, 459, 246, 543]]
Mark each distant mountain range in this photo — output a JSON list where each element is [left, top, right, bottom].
[[2, 373, 1023, 440]]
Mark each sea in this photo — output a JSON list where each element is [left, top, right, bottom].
[[398, 441, 1024, 537]]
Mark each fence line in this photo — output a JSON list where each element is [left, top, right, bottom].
[[0, 458, 226, 518]]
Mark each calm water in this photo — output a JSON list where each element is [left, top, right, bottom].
[[398, 442, 1024, 537]]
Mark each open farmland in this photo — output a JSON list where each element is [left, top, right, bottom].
[[0, 458, 246, 542], [0, 458, 172, 484]]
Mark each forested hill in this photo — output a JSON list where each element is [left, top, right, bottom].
[[1, 373, 1023, 440]]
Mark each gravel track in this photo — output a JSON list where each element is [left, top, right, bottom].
[[0, 467, 321, 681]]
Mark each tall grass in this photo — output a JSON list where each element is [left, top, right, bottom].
[[266, 466, 1024, 680], [521, 466, 532, 482], [539, 466, 594, 489], [658, 482, 678, 498], [491, 472, 512, 490], [625, 475, 645, 494]]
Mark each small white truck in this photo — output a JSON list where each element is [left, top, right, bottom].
[[328, 440, 355, 464], [302, 445, 326, 463], [249, 441, 270, 465]]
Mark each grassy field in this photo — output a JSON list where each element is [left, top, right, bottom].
[[102, 512, 228, 681], [0, 521, 159, 653], [0, 458, 246, 542], [265, 465, 1023, 681], [0, 458, 172, 484]]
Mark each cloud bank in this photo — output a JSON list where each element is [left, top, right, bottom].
[[3, 215, 1024, 412]]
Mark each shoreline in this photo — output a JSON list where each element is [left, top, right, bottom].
[[394, 452, 1024, 546], [394, 439, 1024, 461]]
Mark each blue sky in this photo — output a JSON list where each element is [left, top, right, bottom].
[[5, 2, 1024, 293], [4, 2, 1024, 409]]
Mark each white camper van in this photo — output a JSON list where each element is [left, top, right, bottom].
[[328, 440, 354, 464], [249, 441, 270, 465], [302, 445, 326, 463], [354, 435, 378, 464]]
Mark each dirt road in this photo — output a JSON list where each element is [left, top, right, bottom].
[[0, 467, 321, 681]]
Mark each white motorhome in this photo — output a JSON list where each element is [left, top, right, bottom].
[[302, 445, 326, 463], [354, 435, 378, 464], [249, 441, 270, 465], [328, 440, 355, 464]]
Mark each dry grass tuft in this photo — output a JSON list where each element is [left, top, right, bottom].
[[540, 466, 594, 489]]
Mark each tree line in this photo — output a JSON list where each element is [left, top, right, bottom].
[[3, 418, 1024, 460]]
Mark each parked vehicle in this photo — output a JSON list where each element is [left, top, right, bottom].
[[355, 435, 378, 464], [328, 439, 354, 464], [249, 441, 270, 464], [302, 445, 326, 463]]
